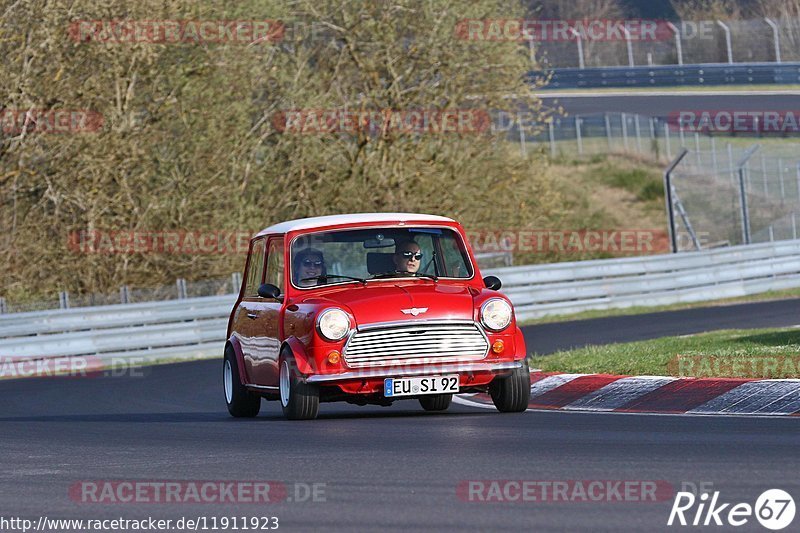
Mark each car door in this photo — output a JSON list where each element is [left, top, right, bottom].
[[240, 236, 285, 387]]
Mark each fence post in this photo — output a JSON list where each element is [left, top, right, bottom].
[[604, 113, 612, 150], [736, 145, 760, 245], [796, 162, 800, 201], [59, 291, 70, 310], [621, 113, 629, 151], [621, 25, 634, 67], [793, 213, 797, 240], [120, 285, 130, 304], [716, 20, 733, 64], [548, 121, 556, 158], [727, 143, 735, 187], [575, 116, 583, 155], [761, 153, 768, 196], [778, 158, 785, 200], [0, 297, 6, 314], [711, 136, 718, 175], [634, 115, 642, 153], [231, 272, 242, 294], [663, 149, 689, 253], [528, 37, 536, 66], [664, 123, 672, 159], [667, 22, 683, 65], [570, 28, 585, 69], [177, 278, 187, 299], [764, 18, 782, 63], [694, 133, 701, 167], [649, 117, 656, 157]]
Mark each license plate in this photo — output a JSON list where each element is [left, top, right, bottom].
[[384, 375, 459, 398]]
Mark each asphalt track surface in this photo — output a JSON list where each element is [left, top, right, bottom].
[[538, 92, 800, 117], [2, 299, 799, 532]]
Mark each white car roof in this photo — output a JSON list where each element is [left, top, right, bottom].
[[255, 213, 456, 237]]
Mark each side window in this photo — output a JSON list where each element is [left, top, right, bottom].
[[244, 238, 266, 297], [265, 238, 285, 294], [439, 232, 473, 278]]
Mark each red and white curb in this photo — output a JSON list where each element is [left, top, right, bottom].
[[455, 373, 800, 416]]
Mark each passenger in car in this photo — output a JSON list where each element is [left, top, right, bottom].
[[393, 240, 422, 274], [294, 248, 327, 287]]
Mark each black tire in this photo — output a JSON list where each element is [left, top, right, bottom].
[[279, 351, 320, 420], [419, 394, 453, 411], [223, 346, 261, 418], [489, 360, 531, 413]]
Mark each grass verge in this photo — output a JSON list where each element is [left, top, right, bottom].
[[529, 327, 800, 379]]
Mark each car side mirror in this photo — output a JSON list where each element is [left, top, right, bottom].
[[483, 275, 502, 291], [257, 283, 281, 299]]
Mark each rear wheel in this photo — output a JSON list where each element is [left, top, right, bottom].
[[279, 352, 320, 420], [489, 360, 531, 413], [224, 346, 261, 418], [419, 394, 452, 411]]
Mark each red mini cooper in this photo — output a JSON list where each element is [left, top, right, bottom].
[[224, 213, 529, 420]]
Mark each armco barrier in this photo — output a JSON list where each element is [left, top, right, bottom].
[[499, 240, 800, 319], [1, 240, 799, 362], [533, 62, 800, 89]]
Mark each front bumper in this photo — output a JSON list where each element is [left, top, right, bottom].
[[303, 360, 522, 384]]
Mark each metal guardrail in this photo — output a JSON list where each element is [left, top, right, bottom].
[[533, 62, 800, 89], [2, 240, 800, 361], [499, 240, 800, 320]]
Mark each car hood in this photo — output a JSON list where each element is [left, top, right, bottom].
[[301, 282, 476, 326]]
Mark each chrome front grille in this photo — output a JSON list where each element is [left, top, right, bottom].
[[342, 321, 489, 368]]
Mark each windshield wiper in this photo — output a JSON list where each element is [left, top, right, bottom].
[[370, 271, 438, 281], [301, 274, 367, 285]]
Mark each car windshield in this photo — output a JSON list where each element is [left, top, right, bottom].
[[291, 227, 473, 288]]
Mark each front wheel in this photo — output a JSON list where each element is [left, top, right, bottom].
[[419, 394, 452, 412], [279, 353, 320, 420], [489, 360, 531, 413], [224, 346, 261, 418]]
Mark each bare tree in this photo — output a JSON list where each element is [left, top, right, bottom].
[[1, 0, 563, 301]]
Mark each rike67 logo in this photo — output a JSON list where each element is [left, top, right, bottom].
[[668, 489, 795, 530]]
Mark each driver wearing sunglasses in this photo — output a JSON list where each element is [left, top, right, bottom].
[[393, 240, 422, 274], [294, 248, 327, 287]]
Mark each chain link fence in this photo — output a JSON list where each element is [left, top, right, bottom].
[[513, 111, 800, 252], [534, 17, 798, 68], [670, 142, 800, 249]]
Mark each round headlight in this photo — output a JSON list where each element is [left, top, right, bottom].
[[481, 298, 512, 332], [317, 308, 351, 341]]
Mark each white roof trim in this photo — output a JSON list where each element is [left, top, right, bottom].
[[256, 213, 456, 236]]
